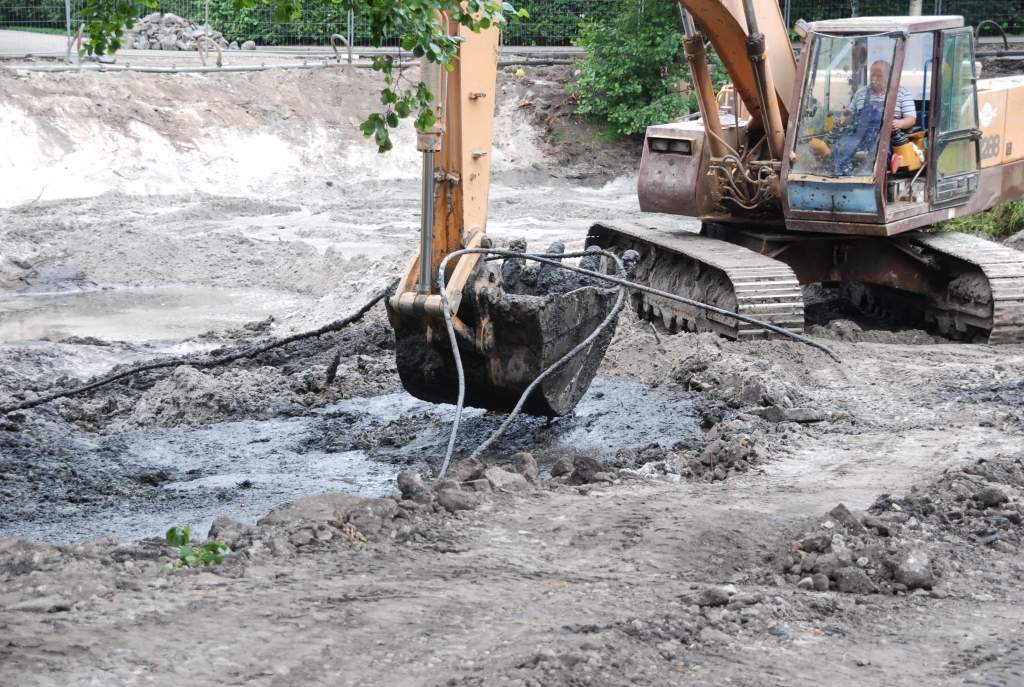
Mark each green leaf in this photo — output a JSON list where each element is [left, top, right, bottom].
[[414, 108, 436, 132]]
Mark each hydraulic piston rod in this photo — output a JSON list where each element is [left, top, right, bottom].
[[741, 0, 786, 159], [677, 5, 727, 158], [417, 151, 436, 294]]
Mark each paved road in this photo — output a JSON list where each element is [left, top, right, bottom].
[[0, 29, 68, 57]]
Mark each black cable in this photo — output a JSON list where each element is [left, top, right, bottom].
[[434, 247, 840, 476], [0, 281, 395, 416]]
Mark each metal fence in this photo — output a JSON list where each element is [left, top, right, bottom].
[[0, 0, 1020, 54], [0, 1, 70, 55]]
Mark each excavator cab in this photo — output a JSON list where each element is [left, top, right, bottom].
[[783, 17, 983, 235]]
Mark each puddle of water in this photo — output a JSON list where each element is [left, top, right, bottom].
[[3, 414, 398, 544], [0, 285, 311, 343], [0, 338, 220, 385], [314, 376, 703, 467], [1, 376, 700, 545]]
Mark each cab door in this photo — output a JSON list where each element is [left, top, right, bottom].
[[930, 27, 981, 208]]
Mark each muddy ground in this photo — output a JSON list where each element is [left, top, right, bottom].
[[2, 57, 1024, 686]]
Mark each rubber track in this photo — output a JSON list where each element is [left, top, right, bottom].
[[590, 222, 804, 339], [913, 231, 1024, 344]]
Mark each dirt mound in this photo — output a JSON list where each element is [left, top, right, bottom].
[[806, 318, 941, 344], [779, 458, 1024, 596], [613, 418, 772, 484], [127, 365, 303, 426], [981, 57, 1024, 77], [497, 65, 640, 180]]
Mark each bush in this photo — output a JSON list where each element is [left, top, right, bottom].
[[0, 0, 66, 27], [569, 0, 695, 138], [938, 200, 1024, 240]]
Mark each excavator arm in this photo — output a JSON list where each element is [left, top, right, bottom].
[[386, 17, 620, 417], [679, 0, 796, 155], [387, 2, 800, 418]]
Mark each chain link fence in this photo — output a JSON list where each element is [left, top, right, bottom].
[[0, 0, 1020, 55], [0, 1, 71, 55]]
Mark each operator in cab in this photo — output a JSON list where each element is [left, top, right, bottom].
[[827, 59, 916, 175], [851, 60, 916, 132]]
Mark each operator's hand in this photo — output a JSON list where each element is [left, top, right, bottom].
[[893, 114, 917, 131]]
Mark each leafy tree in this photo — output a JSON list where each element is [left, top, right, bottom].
[[570, 0, 695, 138], [79, 0, 527, 151]]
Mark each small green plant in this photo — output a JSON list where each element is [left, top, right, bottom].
[[166, 525, 230, 568], [937, 200, 1024, 241]]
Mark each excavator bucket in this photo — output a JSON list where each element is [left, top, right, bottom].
[[387, 243, 619, 417]]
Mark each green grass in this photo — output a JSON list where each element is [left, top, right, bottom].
[[937, 200, 1024, 240], [0, 26, 67, 35]]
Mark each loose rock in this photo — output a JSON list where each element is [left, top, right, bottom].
[[447, 458, 484, 484], [550, 456, 574, 478], [436, 488, 479, 514], [483, 466, 530, 492], [894, 549, 934, 590], [512, 452, 539, 484], [570, 456, 605, 484], [974, 486, 1009, 509], [697, 585, 736, 607], [828, 503, 867, 534], [833, 567, 877, 595], [397, 471, 433, 503]]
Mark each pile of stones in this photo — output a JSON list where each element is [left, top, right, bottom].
[[783, 460, 1024, 596], [125, 12, 255, 51]]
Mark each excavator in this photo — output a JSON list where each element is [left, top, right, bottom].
[[386, 2, 1024, 418]]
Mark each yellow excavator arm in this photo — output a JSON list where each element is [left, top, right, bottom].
[[386, 2, 801, 418], [390, 0, 797, 313]]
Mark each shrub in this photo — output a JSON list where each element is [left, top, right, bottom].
[[569, 0, 696, 138], [938, 200, 1024, 240]]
